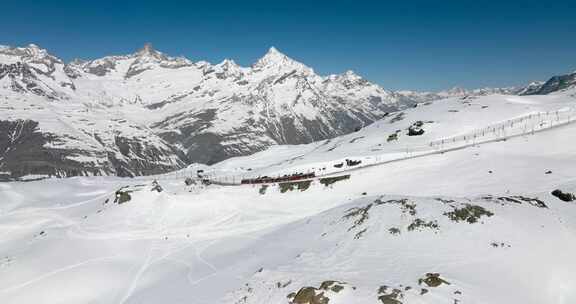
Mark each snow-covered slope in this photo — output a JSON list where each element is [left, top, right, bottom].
[[204, 91, 576, 181], [520, 71, 576, 95], [1, 89, 576, 304], [395, 86, 522, 103], [0, 45, 187, 178]]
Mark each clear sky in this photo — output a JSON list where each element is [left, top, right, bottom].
[[2, 0, 575, 91]]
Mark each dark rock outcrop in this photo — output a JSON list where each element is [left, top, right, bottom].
[[551, 189, 575, 202], [521, 72, 576, 95]]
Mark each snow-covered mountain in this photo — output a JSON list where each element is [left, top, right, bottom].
[[520, 70, 576, 95], [0, 43, 571, 179], [396, 86, 522, 103], [0, 44, 421, 179], [0, 44, 187, 179]]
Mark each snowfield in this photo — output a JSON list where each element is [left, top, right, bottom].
[[1, 89, 576, 303]]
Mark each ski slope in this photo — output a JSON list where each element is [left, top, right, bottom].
[[1, 92, 576, 304]]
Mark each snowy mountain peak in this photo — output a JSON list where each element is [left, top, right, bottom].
[[255, 46, 289, 66], [216, 58, 242, 72], [266, 46, 282, 56], [325, 70, 373, 91], [341, 70, 362, 80], [134, 42, 164, 59], [0, 43, 62, 65], [124, 44, 193, 78], [218, 58, 239, 68], [140, 42, 154, 53], [26, 43, 41, 51], [253, 46, 312, 74], [213, 58, 244, 79]]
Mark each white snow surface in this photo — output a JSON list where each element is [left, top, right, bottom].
[[1, 90, 576, 303]]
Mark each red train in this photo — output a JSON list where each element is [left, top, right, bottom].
[[241, 172, 315, 184]]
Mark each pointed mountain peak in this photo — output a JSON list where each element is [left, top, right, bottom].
[[141, 42, 155, 54], [214, 58, 244, 78], [142, 42, 153, 52], [135, 42, 163, 58], [219, 58, 238, 66], [27, 43, 41, 50], [124, 43, 193, 78], [342, 70, 361, 79], [16, 43, 48, 55], [266, 46, 282, 56], [255, 46, 289, 65], [216, 58, 242, 72], [253, 46, 312, 75]]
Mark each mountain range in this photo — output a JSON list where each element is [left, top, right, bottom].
[[1, 43, 574, 179]]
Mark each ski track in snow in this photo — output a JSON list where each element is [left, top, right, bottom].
[[0, 255, 123, 295], [117, 193, 174, 304], [1, 67, 576, 303]]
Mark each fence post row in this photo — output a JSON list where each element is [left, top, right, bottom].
[[150, 107, 575, 184]]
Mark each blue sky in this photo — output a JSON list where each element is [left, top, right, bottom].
[[2, 0, 575, 91]]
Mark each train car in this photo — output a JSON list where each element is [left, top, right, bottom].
[[240, 172, 316, 185]]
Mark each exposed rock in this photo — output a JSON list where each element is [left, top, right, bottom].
[[291, 287, 329, 304], [279, 180, 312, 193], [319, 280, 346, 293], [354, 228, 368, 239], [346, 159, 362, 166], [521, 72, 576, 95], [114, 187, 132, 204], [483, 195, 547, 208], [289, 281, 347, 304], [407, 218, 439, 232], [407, 121, 425, 136], [343, 203, 373, 231], [377, 285, 404, 304], [319, 175, 350, 187], [259, 185, 269, 195], [151, 180, 163, 192], [418, 273, 450, 287], [185, 177, 195, 186], [389, 113, 405, 123], [0, 119, 110, 180], [551, 189, 575, 202], [444, 204, 494, 223], [277, 280, 292, 288]]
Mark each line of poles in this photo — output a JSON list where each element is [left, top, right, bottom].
[[153, 107, 576, 185]]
